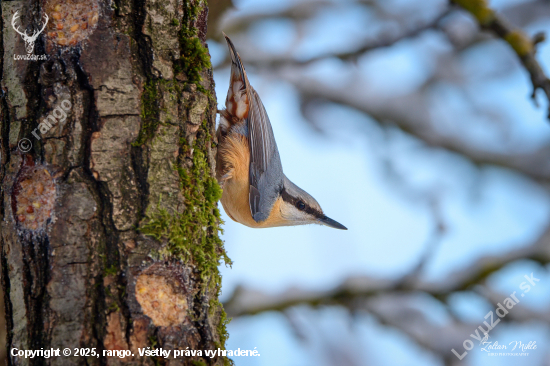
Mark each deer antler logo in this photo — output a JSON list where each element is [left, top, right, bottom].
[[12, 11, 49, 54]]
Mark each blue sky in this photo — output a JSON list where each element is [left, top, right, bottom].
[[209, 0, 550, 364]]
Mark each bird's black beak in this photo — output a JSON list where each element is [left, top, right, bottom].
[[319, 215, 347, 230]]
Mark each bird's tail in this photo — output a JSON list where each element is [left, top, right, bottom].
[[223, 32, 250, 92], [222, 33, 252, 120]]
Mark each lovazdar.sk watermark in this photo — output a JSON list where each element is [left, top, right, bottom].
[[451, 272, 540, 360]]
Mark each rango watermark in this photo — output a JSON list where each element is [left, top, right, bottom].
[[451, 272, 540, 360], [18, 100, 72, 153]]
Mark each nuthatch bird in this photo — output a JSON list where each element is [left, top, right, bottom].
[[216, 34, 347, 230]]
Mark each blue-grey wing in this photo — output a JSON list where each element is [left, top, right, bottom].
[[247, 87, 284, 222]]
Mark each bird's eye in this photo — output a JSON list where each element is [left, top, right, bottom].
[[296, 201, 306, 210]]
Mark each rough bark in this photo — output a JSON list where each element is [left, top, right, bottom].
[[0, 0, 231, 365]]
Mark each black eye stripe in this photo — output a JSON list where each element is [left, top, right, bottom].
[[281, 189, 323, 218]]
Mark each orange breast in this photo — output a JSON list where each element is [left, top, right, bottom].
[[217, 129, 285, 228]]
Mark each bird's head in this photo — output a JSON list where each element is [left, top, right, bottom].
[[278, 176, 347, 230]]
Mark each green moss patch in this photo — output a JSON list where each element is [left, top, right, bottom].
[[136, 1, 233, 359], [133, 80, 160, 146], [178, 37, 211, 85], [174, 0, 211, 90], [140, 116, 231, 287]]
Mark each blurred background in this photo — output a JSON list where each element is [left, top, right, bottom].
[[207, 0, 550, 365]]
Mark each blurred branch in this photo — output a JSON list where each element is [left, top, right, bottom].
[[363, 299, 469, 365], [215, 6, 453, 69], [502, 0, 550, 28], [283, 311, 362, 366], [397, 198, 446, 288], [207, 0, 234, 39], [452, 0, 550, 119], [292, 77, 550, 182], [223, 226, 550, 364], [272, 7, 453, 67], [224, 223, 550, 318], [474, 284, 550, 323], [217, 0, 333, 40]]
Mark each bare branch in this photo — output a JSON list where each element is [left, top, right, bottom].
[[396, 198, 446, 288], [291, 77, 550, 182], [501, 0, 550, 28], [218, 1, 334, 40], [215, 6, 453, 70], [224, 224, 550, 317], [273, 7, 453, 67], [452, 0, 550, 119]]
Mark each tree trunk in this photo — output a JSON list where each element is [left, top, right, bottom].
[[0, 0, 231, 365]]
